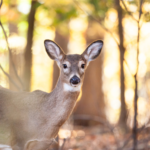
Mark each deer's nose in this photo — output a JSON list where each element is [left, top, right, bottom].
[[70, 75, 80, 85]]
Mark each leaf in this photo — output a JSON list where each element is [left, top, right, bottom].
[[33, 1, 42, 9], [144, 12, 150, 22]]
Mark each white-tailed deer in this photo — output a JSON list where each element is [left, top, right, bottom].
[[0, 39, 103, 150]]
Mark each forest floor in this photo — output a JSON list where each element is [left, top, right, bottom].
[[0, 123, 150, 150], [56, 125, 150, 150]]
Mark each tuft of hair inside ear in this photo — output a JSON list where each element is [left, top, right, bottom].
[[86, 41, 103, 62], [44, 40, 64, 63]]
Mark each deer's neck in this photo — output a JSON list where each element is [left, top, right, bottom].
[[47, 79, 80, 126]]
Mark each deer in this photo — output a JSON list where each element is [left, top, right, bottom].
[[0, 39, 103, 150]]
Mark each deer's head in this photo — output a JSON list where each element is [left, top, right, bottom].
[[44, 40, 103, 92]]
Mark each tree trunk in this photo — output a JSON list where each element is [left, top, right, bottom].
[[73, 22, 106, 126], [116, 0, 128, 130], [23, 0, 37, 91]]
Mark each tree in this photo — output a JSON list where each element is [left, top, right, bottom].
[[23, 0, 38, 91], [115, 0, 127, 130], [77, 0, 128, 128], [74, 21, 106, 125]]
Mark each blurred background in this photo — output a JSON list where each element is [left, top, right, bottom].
[[0, 0, 150, 149]]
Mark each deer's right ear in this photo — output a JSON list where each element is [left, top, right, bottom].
[[44, 40, 65, 65]]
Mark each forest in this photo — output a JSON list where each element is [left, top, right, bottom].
[[0, 0, 150, 149]]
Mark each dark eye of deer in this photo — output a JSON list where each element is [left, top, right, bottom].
[[81, 64, 85, 69], [63, 64, 67, 69]]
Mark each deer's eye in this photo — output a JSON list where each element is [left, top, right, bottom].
[[81, 64, 85, 69], [63, 64, 67, 69]]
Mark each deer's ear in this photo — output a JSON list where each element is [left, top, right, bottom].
[[44, 40, 65, 65], [82, 40, 103, 63]]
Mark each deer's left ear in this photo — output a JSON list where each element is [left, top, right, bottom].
[[44, 39, 65, 67], [82, 40, 103, 63]]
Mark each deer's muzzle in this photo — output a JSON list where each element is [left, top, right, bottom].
[[70, 75, 80, 85]]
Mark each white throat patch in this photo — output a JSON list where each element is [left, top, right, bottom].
[[63, 83, 81, 92]]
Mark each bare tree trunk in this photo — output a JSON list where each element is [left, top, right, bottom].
[[133, 1, 143, 149], [73, 22, 106, 126], [23, 0, 37, 91], [116, 0, 128, 130]]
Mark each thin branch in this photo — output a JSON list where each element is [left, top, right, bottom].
[[0, 0, 21, 90], [124, 60, 135, 76], [73, 0, 120, 47], [119, 125, 146, 150], [133, 0, 143, 150], [0, 64, 20, 90], [0, 0, 24, 90], [120, 0, 138, 22], [0, 22, 24, 90], [73, 0, 135, 78], [59, 138, 66, 150]]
